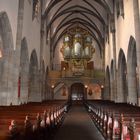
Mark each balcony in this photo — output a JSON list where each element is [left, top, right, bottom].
[[48, 68, 105, 85]]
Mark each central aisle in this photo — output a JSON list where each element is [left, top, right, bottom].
[[53, 103, 105, 140]]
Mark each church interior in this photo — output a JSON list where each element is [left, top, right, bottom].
[[0, 0, 140, 140]]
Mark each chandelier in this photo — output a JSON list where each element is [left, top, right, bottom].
[[60, 27, 95, 61]]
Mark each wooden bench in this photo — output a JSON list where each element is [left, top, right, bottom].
[[85, 100, 140, 140], [0, 101, 68, 140]]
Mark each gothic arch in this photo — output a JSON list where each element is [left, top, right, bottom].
[[0, 11, 14, 105], [28, 49, 40, 102], [127, 36, 138, 104], [117, 49, 127, 102], [19, 37, 29, 103], [0, 12, 14, 50]]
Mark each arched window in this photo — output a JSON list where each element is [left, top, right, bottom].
[[116, 0, 124, 18], [32, 0, 40, 20]]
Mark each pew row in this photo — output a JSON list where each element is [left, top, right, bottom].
[[0, 100, 69, 140], [85, 100, 140, 140]]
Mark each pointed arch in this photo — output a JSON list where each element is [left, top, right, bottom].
[[0, 11, 14, 105], [19, 37, 29, 103], [104, 66, 111, 100], [0, 12, 14, 50], [127, 36, 138, 104], [117, 49, 127, 102], [28, 49, 40, 102]]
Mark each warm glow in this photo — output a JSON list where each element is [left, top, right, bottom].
[[0, 49, 2, 58], [101, 85, 104, 89], [85, 85, 88, 88], [51, 85, 54, 88], [136, 66, 139, 74]]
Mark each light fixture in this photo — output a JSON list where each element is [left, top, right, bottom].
[[85, 85, 88, 88], [0, 48, 2, 58], [51, 85, 54, 88], [101, 85, 104, 89]]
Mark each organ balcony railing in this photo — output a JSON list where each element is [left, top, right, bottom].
[[48, 67, 105, 86]]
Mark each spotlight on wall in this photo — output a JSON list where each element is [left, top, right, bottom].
[[51, 85, 54, 89], [136, 66, 139, 74], [101, 85, 104, 89], [85, 85, 88, 88], [0, 48, 3, 58]]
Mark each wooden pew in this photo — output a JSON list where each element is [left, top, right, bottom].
[[0, 100, 68, 140], [85, 100, 140, 140]]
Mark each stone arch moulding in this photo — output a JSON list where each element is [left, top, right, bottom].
[[28, 49, 41, 102], [0, 11, 15, 105], [127, 36, 138, 105], [117, 49, 127, 103], [19, 37, 29, 104]]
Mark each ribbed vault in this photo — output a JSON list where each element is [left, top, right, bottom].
[[43, 0, 113, 57]]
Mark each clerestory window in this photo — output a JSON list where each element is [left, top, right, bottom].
[[32, 0, 40, 20]]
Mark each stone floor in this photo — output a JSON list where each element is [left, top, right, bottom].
[[53, 103, 105, 140]]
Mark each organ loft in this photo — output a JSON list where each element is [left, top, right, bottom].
[[0, 0, 140, 140]]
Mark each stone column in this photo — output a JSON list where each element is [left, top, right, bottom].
[[13, 0, 25, 105], [110, 2, 117, 102], [133, 0, 140, 105]]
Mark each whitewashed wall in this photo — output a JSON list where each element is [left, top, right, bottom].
[[105, 0, 136, 69], [22, 0, 41, 66]]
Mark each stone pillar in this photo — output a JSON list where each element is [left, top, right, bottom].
[[127, 71, 137, 104], [117, 70, 124, 102], [0, 53, 12, 105], [14, 0, 25, 105], [110, 76, 114, 101], [50, 25, 54, 70], [40, 2, 45, 101], [133, 0, 140, 105], [104, 76, 110, 100], [110, 3, 117, 102], [28, 70, 41, 102]]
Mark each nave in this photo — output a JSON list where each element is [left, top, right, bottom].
[[1, 99, 140, 140], [53, 102, 105, 140], [0, 100, 68, 140]]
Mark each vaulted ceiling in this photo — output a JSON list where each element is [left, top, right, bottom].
[[43, 0, 114, 56]]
